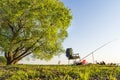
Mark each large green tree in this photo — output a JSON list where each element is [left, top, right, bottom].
[[0, 0, 72, 65]]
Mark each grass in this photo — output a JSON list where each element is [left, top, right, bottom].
[[0, 64, 119, 80]]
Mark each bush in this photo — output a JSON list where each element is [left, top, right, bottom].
[[0, 56, 6, 65]]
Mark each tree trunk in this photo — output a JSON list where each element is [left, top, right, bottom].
[[5, 52, 18, 65], [6, 59, 18, 65]]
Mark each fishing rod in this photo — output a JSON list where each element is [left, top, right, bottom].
[[80, 39, 116, 61]]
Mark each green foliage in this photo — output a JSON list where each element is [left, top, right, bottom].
[[0, 0, 72, 64], [0, 56, 6, 65], [9, 70, 28, 80], [0, 65, 120, 80]]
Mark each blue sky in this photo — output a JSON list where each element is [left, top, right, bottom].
[[20, 0, 120, 64], [62, 0, 120, 64]]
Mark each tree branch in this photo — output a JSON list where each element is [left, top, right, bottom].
[[4, 52, 8, 59], [13, 46, 24, 58], [11, 51, 32, 63], [8, 23, 15, 33], [13, 41, 37, 60], [14, 38, 33, 44], [0, 33, 9, 38]]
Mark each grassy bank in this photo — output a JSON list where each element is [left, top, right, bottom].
[[0, 64, 120, 80]]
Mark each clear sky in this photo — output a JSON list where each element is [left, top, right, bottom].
[[20, 0, 120, 64]]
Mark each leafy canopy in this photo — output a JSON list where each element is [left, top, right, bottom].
[[0, 0, 72, 61]]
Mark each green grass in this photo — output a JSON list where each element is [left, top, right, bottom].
[[0, 64, 119, 80]]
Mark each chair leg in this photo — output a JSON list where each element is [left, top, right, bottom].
[[68, 59, 70, 65]]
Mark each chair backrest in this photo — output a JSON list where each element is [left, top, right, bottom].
[[66, 48, 73, 58]]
